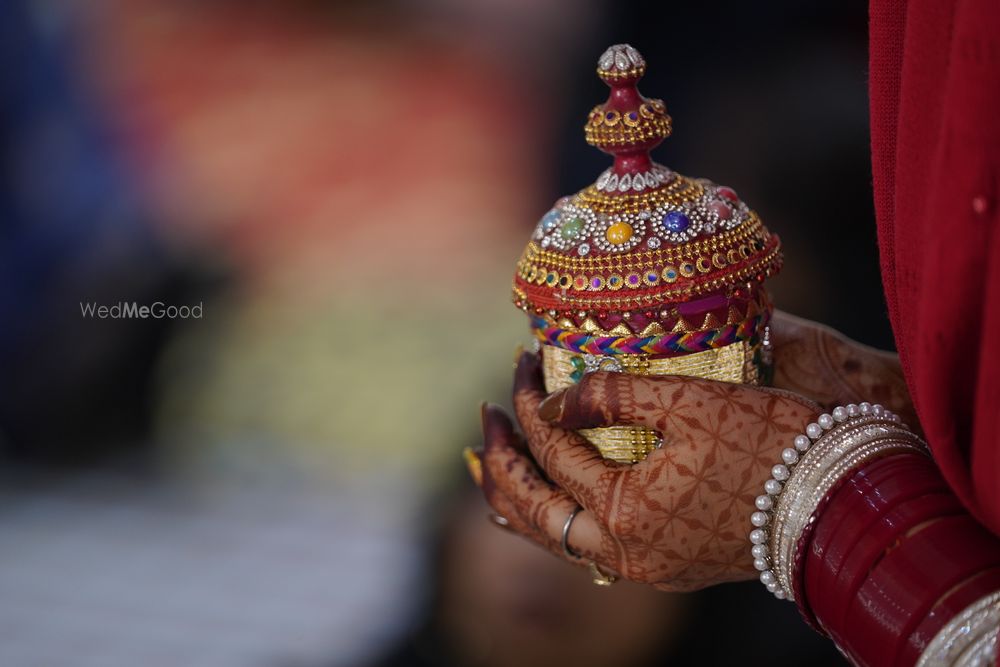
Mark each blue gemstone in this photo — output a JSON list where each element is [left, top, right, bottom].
[[662, 211, 690, 232], [541, 210, 561, 231]]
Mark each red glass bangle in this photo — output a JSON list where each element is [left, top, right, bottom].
[[815, 491, 964, 648], [792, 454, 919, 630], [900, 566, 1000, 666], [805, 455, 952, 635], [843, 515, 1000, 667]]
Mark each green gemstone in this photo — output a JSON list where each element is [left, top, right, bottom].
[[569, 355, 586, 383], [560, 217, 584, 240]]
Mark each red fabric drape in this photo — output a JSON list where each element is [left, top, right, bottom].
[[870, 0, 1000, 535]]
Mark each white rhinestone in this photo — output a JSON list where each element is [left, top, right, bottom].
[[873, 404, 885, 417], [632, 175, 644, 191], [805, 423, 822, 439], [647, 237, 661, 249], [606, 173, 619, 191], [755, 495, 773, 511], [754, 558, 768, 571], [859, 402, 872, 415], [764, 479, 782, 495], [832, 406, 848, 422], [818, 413, 834, 429], [794, 435, 811, 451], [760, 570, 776, 586], [599, 49, 615, 70], [595, 169, 611, 190], [781, 448, 799, 465], [847, 403, 860, 417], [771, 465, 790, 481], [750, 511, 768, 527], [577, 244, 590, 256], [624, 44, 643, 67], [614, 51, 629, 71], [618, 174, 632, 192], [749, 529, 767, 545], [541, 237, 551, 248], [751, 544, 768, 560]]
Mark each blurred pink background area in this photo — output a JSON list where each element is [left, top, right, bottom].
[[65, 0, 575, 482]]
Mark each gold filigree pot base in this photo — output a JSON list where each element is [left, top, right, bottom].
[[542, 342, 763, 463]]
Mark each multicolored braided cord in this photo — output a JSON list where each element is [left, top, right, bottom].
[[530, 312, 769, 356]]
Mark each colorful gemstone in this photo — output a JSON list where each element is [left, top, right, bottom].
[[717, 186, 739, 202], [606, 221, 634, 245], [680, 262, 696, 277], [644, 271, 660, 286], [590, 276, 605, 290], [560, 217, 584, 240], [541, 209, 561, 231], [545, 272, 559, 286], [626, 273, 642, 287], [662, 266, 678, 282], [709, 201, 733, 220], [569, 355, 586, 383], [662, 211, 690, 232], [607, 274, 624, 290], [573, 276, 588, 290]]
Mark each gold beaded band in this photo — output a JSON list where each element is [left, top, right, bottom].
[[768, 416, 928, 600], [917, 590, 1000, 667], [521, 213, 764, 273]]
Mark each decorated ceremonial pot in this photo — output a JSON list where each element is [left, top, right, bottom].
[[512, 44, 782, 464]]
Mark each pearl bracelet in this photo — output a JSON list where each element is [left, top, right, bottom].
[[748, 402, 926, 600]]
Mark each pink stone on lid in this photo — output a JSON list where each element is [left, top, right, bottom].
[[717, 186, 739, 202], [709, 201, 733, 220]]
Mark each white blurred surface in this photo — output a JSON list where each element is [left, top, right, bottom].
[[0, 463, 422, 667]]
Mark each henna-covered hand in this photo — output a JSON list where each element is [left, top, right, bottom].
[[480, 351, 820, 593], [770, 310, 917, 428]]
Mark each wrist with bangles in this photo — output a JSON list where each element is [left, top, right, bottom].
[[749, 403, 1000, 666]]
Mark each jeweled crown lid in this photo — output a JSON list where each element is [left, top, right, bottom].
[[513, 44, 781, 354]]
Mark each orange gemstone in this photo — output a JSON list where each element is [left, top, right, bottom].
[[606, 222, 634, 245]]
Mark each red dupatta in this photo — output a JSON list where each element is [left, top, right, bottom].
[[870, 0, 1000, 534]]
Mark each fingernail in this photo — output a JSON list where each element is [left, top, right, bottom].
[[538, 392, 564, 422], [514, 350, 540, 386], [462, 447, 483, 486]]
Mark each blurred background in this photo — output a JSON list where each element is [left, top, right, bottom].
[[0, 0, 884, 664]]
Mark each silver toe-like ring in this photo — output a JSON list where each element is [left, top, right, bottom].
[[561, 505, 584, 560]]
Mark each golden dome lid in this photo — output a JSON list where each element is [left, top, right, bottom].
[[512, 44, 781, 352]]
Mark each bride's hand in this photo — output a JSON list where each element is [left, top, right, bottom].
[[480, 352, 820, 592], [769, 310, 916, 428]]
